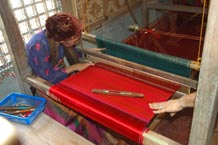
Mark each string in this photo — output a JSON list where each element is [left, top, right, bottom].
[[81, 0, 86, 32], [85, 0, 90, 32], [197, 0, 207, 62]]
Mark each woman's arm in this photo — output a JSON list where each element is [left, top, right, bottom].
[[27, 43, 68, 84], [65, 62, 94, 74], [149, 92, 196, 116]]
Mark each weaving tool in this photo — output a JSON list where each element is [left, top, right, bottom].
[[91, 89, 144, 98]]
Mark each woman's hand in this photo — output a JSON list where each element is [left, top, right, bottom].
[[149, 92, 196, 116], [65, 62, 94, 74], [149, 99, 184, 116], [88, 47, 106, 52]]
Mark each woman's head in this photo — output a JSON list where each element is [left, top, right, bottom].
[[46, 13, 82, 47]]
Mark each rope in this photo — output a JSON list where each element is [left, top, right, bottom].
[[197, 0, 207, 62], [81, 0, 90, 33], [81, 0, 85, 31], [85, 0, 90, 32], [154, 30, 203, 40]]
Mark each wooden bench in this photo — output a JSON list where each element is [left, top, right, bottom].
[[12, 113, 94, 145]]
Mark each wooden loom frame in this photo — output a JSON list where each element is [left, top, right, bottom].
[[81, 32, 201, 73], [24, 47, 197, 144]]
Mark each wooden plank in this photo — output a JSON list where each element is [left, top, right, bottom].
[[189, 0, 218, 144], [13, 113, 94, 145], [61, 0, 78, 17], [125, 0, 140, 26], [141, 0, 146, 26], [211, 122, 218, 145], [142, 130, 181, 145], [146, 2, 207, 14]]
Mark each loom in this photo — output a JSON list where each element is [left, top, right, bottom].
[[24, 2, 207, 143], [82, 32, 200, 79], [25, 38, 197, 144], [86, 0, 206, 79]]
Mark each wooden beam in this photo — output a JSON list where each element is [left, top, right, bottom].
[[0, 0, 30, 94], [142, 0, 151, 27], [125, 0, 139, 26], [13, 113, 94, 145], [142, 130, 181, 145], [189, 0, 218, 144], [141, 0, 146, 26], [61, 0, 78, 17], [146, 2, 208, 14]]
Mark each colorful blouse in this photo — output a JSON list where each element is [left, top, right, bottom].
[[26, 30, 69, 84]]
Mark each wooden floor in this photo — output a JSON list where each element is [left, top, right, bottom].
[[153, 109, 218, 145], [211, 123, 218, 145]]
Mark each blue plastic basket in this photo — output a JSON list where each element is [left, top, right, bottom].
[[0, 93, 46, 125]]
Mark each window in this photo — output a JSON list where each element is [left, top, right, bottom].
[[0, 32, 13, 76], [9, 0, 62, 44], [0, 0, 61, 80]]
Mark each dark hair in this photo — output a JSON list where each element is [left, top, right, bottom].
[[45, 13, 82, 41]]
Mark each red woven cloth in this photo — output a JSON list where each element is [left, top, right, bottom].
[[49, 64, 180, 143]]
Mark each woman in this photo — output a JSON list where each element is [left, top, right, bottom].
[[26, 13, 90, 84], [26, 13, 120, 145]]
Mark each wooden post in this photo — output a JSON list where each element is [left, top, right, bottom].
[[0, 0, 31, 94], [125, 0, 140, 26], [61, 0, 78, 17], [189, 0, 218, 144]]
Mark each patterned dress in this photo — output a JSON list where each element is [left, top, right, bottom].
[[26, 30, 120, 145]]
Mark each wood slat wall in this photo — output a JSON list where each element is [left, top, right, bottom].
[[62, 0, 142, 32]]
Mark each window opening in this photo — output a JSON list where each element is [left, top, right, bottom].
[[0, 0, 61, 82]]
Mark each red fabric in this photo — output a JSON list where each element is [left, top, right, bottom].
[[49, 64, 180, 143], [123, 13, 206, 61]]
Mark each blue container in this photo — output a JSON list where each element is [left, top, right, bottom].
[[0, 93, 46, 125]]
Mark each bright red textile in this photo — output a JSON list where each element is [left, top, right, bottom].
[[49, 64, 179, 143]]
